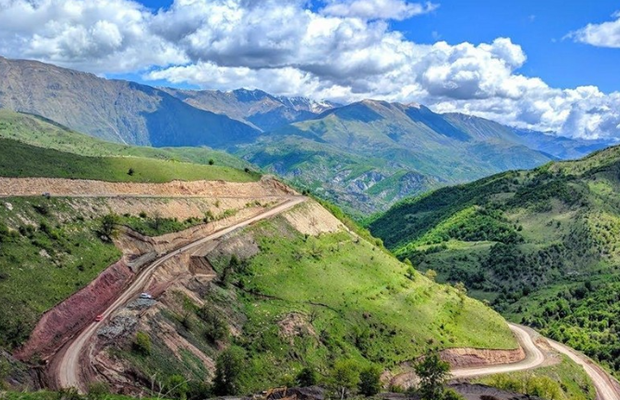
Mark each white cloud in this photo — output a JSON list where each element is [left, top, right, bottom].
[[570, 11, 620, 48], [0, 0, 619, 139], [321, 0, 439, 21], [0, 0, 186, 73]]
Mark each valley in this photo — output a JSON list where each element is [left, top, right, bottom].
[[0, 53, 618, 400]]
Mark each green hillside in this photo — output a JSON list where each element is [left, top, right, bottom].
[[0, 111, 258, 183], [0, 110, 254, 171], [368, 145, 620, 377], [105, 202, 516, 394]]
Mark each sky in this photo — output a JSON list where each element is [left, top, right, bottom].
[[0, 0, 619, 140]]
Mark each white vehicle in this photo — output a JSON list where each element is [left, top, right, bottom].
[[139, 292, 153, 299]]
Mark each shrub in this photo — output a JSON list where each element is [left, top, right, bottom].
[[133, 331, 151, 356], [213, 347, 245, 395], [358, 365, 382, 396], [297, 366, 319, 387], [197, 307, 229, 343]]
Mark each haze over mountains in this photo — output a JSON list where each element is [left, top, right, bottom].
[[0, 56, 612, 213]]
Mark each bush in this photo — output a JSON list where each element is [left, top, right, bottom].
[[213, 347, 245, 395], [297, 366, 318, 387], [133, 331, 151, 356], [166, 374, 189, 400], [197, 307, 229, 343], [358, 365, 382, 396], [87, 382, 109, 400]]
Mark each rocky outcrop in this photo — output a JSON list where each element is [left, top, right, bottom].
[[440, 346, 525, 368], [15, 260, 135, 362]]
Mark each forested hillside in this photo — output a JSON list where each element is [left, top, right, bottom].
[[369, 145, 620, 376]]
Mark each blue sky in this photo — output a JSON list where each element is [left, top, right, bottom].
[[0, 0, 619, 139], [395, 0, 620, 93]]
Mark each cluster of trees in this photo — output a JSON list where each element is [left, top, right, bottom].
[[522, 281, 620, 376], [128, 335, 458, 400]]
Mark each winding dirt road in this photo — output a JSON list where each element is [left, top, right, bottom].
[[451, 324, 545, 379], [52, 196, 306, 393], [451, 323, 620, 400], [548, 339, 620, 400], [47, 191, 620, 400]]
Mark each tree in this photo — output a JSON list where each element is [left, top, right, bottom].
[[414, 348, 450, 400], [208, 159, 215, 165], [358, 365, 382, 396], [165, 375, 189, 400], [331, 359, 360, 399], [99, 213, 119, 242], [127, 168, 135, 176], [296, 366, 318, 387], [213, 347, 245, 395]]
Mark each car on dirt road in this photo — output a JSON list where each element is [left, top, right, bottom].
[[139, 292, 153, 299], [94, 314, 104, 322]]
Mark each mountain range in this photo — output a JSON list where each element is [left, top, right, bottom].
[[0, 56, 612, 213]]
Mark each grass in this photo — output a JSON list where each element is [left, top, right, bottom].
[[0, 391, 167, 400], [0, 197, 121, 349], [205, 212, 516, 392], [0, 137, 258, 183], [0, 110, 251, 171], [473, 355, 596, 400]]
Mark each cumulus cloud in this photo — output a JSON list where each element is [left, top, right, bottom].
[[0, 0, 186, 73], [570, 11, 620, 48], [0, 0, 619, 139], [321, 0, 439, 21]]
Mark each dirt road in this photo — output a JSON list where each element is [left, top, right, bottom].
[[451, 324, 620, 400], [548, 339, 620, 400], [53, 196, 306, 392], [451, 324, 545, 379]]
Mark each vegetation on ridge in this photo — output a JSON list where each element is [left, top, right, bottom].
[[368, 144, 620, 377]]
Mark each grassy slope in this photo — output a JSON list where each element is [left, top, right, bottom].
[[208, 211, 515, 391], [107, 205, 516, 395], [0, 137, 258, 183], [0, 197, 121, 349], [368, 145, 620, 377], [474, 355, 595, 400], [0, 109, 256, 175]]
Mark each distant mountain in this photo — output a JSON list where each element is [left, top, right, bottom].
[[444, 113, 612, 160], [162, 87, 337, 131], [238, 100, 556, 214], [0, 56, 260, 148], [367, 144, 620, 377], [0, 56, 611, 215]]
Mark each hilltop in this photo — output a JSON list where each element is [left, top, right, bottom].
[[368, 144, 620, 377]]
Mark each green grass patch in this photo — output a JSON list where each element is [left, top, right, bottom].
[[0, 197, 121, 349], [0, 137, 257, 183], [474, 354, 596, 400]]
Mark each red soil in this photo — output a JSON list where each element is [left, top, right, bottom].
[[15, 260, 135, 362]]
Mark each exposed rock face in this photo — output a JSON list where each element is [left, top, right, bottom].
[[440, 347, 525, 368], [15, 260, 135, 361]]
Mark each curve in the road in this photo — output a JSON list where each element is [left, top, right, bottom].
[[53, 197, 306, 392], [451, 324, 545, 379]]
